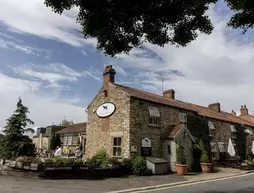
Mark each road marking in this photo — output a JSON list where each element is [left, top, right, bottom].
[[130, 173, 254, 193]]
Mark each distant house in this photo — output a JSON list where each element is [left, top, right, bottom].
[[33, 125, 65, 151], [56, 122, 87, 155]]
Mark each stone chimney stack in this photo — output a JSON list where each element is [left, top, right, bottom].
[[163, 89, 175, 99], [208, 103, 221, 112], [240, 105, 248, 115], [103, 65, 116, 89], [232, 110, 236, 116]]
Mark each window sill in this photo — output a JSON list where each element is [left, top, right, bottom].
[[148, 124, 161, 128]]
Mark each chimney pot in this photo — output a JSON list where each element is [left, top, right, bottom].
[[103, 65, 116, 89], [240, 105, 248, 115], [232, 110, 236, 116], [163, 89, 175, 99], [208, 103, 221, 112]]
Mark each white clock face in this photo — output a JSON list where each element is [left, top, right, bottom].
[[96, 102, 116, 118]]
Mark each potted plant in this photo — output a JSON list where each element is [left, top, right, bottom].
[[176, 144, 188, 176], [199, 140, 212, 173]]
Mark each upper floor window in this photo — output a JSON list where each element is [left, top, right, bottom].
[[37, 128, 41, 135], [148, 106, 160, 126], [208, 121, 215, 137], [179, 113, 187, 123], [230, 125, 237, 139], [46, 127, 51, 134]]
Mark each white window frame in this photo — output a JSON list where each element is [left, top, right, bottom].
[[72, 135, 78, 145], [63, 136, 68, 145], [230, 125, 237, 139], [218, 142, 226, 152], [113, 137, 122, 157], [67, 136, 72, 145], [179, 113, 187, 123], [148, 106, 160, 126], [210, 142, 217, 152], [208, 121, 215, 136]]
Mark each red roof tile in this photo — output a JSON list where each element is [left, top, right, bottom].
[[113, 83, 254, 127], [56, 122, 87, 134], [169, 125, 183, 138]]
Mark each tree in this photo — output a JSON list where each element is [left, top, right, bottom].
[[45, 0, 217, 56], [225, 0, 254, 33], [59, 118, 74, 127], [0, 98, 35, 159], [50, 133, 61, 150]]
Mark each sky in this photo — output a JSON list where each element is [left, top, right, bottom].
[[1, 0, 254, 132]]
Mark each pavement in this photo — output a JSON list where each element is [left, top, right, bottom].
[[0, 167, 252, 193]]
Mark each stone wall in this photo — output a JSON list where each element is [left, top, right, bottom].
[[129, 97, 196, 158], [85, 84, 131, 159]]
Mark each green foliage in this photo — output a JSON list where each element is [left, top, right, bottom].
[[45, 0, 217, 56], [59, 119, 74, 126], [75, 159, 84, 165], [122, 158, 133, 170], [108, 157, 120, 165], [90, 149, 108, 167], [101, 159, 109, 168], [16, 156, 42, 165], [44, 158, 54, 165], [50, 133, 61, 150], [226, 0, 254, 33], [176, 144, 187, 165], [132, 156, 147, 176], [199, 140, 209, 163], [0, 98, 35, 159]]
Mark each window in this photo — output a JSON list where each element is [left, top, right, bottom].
[[67, 136, 72, 145], [63, 136, 68, 145], [60, 136, 64, 144], [230, 125, 237, 139], [72, 136, 78, 145], [218, 142, 226, 152], [113, 137, 122, 157], [179, 113, 187, 123], [148, 106, 160, 126], [208, 121, 215, 136], [37, 128, 41, 135], [210, 142, 217, 152], [46, 127, 52, 134]]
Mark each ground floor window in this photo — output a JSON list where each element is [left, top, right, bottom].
[[113, 137, 122, 157]]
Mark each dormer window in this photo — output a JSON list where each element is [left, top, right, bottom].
[[148, 106, 160, 126], [46, 127, 52, 134], [208, 121, 215, 137], [179, 113, 187, 123], [230, 125, 237, 139]]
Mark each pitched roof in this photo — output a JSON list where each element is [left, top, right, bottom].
[[56, 122, 87, 134], [169, 125, 183, 138], [239, 114, 254, 124], [113, 83, 254, 127]]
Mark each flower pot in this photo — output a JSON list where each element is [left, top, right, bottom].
[[200, 163, 212, 173], [176, 164, 188, 176]]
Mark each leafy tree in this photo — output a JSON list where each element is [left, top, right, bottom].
[[0, 98, 35, 159], [59, 119, 74, 127], [45, 0, 216, 56], [226, 0, 254, 33], [50, 133, 61, 150]]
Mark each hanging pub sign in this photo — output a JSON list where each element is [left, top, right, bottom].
[[96, 102, 116, 118], [141, 137, 152, 156]]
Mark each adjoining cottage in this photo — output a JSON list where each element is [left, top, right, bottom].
[[85, 66, 254, 172], [56, 122, 86, 155], [33, 125, 65, 150]]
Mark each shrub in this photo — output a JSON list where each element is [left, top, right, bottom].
[[132, 156, 147, 176], [101, 159, 109, 168], [90, 149, 108, 167], [176, 144, 187, 164], [75, 159, 84, 165], [108, 157, 120, 165], [122, 158, 133, 170], [199, 140, 209, 163], [44, 158, 54, 165], [16, 156, 41, 165], [53, 158, 73, 166]]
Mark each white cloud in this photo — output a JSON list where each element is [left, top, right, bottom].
[[0, 72, 87, 130], [81, 50, 87, 56], [112, 5, 254, 114], [0, 0, 97, 47]]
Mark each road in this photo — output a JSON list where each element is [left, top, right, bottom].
[[137, 173, 254, 193], [0, 173, 253, 193]]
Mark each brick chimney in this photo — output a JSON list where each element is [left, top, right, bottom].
[[208, 103, 221, 112], [103, 65, 116, 88], [163, 89, 175, 99], [240, 105, 248, 115], [231, 110, 236, 116]]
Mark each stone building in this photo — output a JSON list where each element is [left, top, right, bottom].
[[85, 66, 254, 171], [56, 122, 86, 155]]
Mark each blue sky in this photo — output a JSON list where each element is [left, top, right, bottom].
[[1, 0, 254, 130]]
